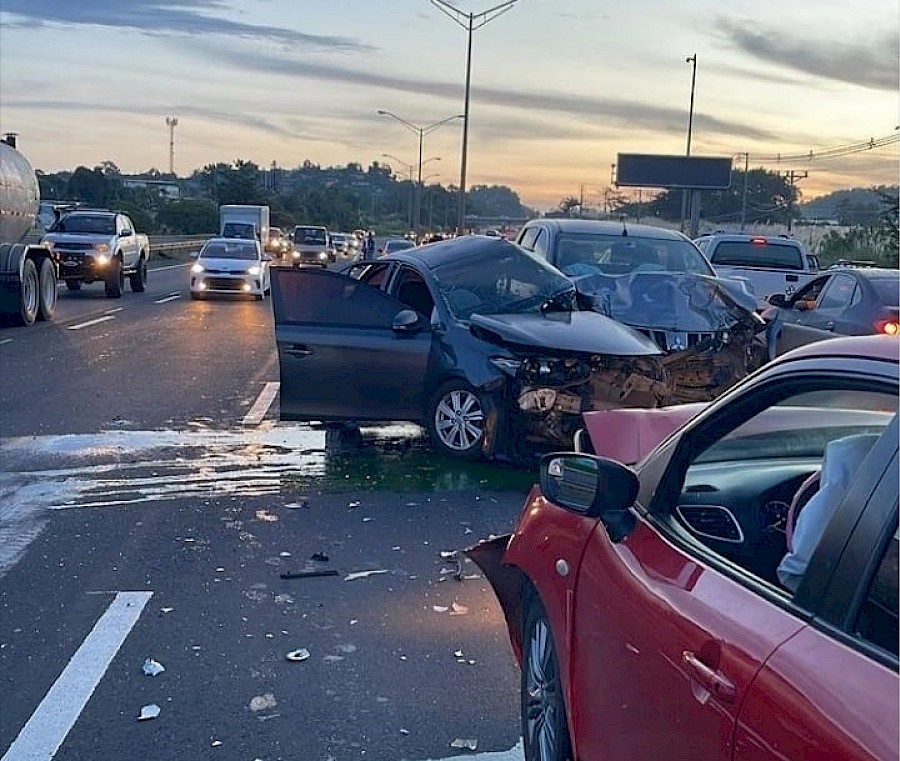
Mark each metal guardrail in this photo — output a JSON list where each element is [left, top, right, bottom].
[[149, 235, 211, 255]]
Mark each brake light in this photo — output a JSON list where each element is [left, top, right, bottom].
[[750, 237, 767, 245], [874, 319, 900, 335]]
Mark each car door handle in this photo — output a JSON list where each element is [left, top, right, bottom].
[[285, 344, 313, 358], [683, 651, 736, 703]]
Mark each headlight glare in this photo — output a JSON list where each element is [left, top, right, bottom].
[[191, 263, 205, 273], [95, 254, 110, 265], [247, 265, 261, 275]]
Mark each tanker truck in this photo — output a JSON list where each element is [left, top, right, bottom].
[[0, 133, 58, 326]]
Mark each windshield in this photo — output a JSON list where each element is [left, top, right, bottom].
[[872, 276, 900, 305], [293, 227, 327, 245], [51, 214, 116, 235], [200, 241, 258, 259], [552, 233, 713, 277], [386, 240, 415, 252], [433, 244, 575, 320]]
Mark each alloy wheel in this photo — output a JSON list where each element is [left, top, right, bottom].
[[524, 617, 565, 761], [434, 389, 484, 452]]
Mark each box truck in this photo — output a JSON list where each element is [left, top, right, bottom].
[[220, 205, 270, 250]]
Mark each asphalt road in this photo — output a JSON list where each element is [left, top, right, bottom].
[[0, 260, 531, 760]]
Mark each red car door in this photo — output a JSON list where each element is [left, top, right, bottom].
[[569, 517, 805, 760]]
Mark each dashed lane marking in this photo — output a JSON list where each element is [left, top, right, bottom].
[[1, 591, 153, 761], [151, 262, 191, 272], [242, 381, 280, 426], [0, 338, 12, 346], [104, 307, 123, 315], [67, 316, 115, 331], [154, 292, 181, 304]]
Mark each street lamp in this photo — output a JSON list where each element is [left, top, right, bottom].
[[428, 0, 523, 234], [680, 53, 698, 233], [377, 110, 462, 234]]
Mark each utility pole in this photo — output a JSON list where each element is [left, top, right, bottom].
[[579, 184, 585, 216], [739, 152, 750, 231], [680, 54, 697, 233], [165, 116, 179, 176], [781, 169, 808, 233]]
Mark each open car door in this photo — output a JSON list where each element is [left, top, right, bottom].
[[270, 267, 432, 422]]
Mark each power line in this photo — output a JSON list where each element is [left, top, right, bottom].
[[742, 131, 899, 165]]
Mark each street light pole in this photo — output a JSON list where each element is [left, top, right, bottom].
[[680, 54, 697, 233], [429, 0, 522, 235], [739, 151, 750, 231], [377, 110, 462, 235]]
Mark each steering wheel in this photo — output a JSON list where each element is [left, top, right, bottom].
[[785, 471, 821, 552]]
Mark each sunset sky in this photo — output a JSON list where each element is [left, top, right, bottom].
[[1, 0, 897, 208]]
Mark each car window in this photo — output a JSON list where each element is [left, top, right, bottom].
[[789, 276, 829, 308], [348, 262, 392, 289], [272, 270, 404, 327], [532, 229, 550, 259], [871, 277, 900, 306], [856, 523, 899, 657], [518, 227, 539, 251], [816, 274, 857, 313], [201, 240, 258, 259], [710, 240, 803, 270], [391, 266, 435, 318]]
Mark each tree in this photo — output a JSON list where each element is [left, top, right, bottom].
[[558, 196, 580, 217], [157, 199, 219, 234], [67, 166, 110, 205]]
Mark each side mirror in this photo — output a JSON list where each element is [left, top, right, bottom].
[[263, 254, 273, 261], [119, 230, 133, 238], [767, 293, 787, 307], [540, 453, 639, 541], [392, 309, 423, 334]]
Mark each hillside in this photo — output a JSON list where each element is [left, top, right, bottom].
[[800, 185, 898, 221]]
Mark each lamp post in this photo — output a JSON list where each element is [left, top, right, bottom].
[[382, 153, 441, 229], [377, 110, 461, 235], [680, 54, 697, 233], [428, 0, 522, 234]]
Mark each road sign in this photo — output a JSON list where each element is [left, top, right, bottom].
[[616, 154, 732, 190]]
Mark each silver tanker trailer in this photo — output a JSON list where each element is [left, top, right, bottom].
[[0, 134, 58, 326]]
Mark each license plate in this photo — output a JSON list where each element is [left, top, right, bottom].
[[64, 260, 78, 267]]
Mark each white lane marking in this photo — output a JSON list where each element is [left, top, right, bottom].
[[0, 338, 13, 346], [154, 293, 181, 304], [242, 382, 280, 426], [1, 591, 153, 761], [152, 262, 191, 272], [67, 316, 115, 331], [104, 307, 124, 315], [417, 741, 524, 761]]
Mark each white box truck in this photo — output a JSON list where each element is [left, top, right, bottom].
[[220, 205, 270, 251]]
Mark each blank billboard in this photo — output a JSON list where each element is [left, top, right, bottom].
[[616, 154, 732, 189]]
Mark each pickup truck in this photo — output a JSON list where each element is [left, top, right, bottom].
[[42, 210, 149, 297], [695, 233, 820, 302]]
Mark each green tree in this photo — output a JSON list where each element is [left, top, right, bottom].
[[157, 199, 219, 234]]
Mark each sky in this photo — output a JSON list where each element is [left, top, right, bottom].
[[1, 0, 897, 209]]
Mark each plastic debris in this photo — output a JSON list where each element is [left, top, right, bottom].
[[211, 740, 222, 747], [280, 569, 339, 580], [450, 738, 478, 751], [433, 605, 449, 613], [284, 500, 308, 509], [137, 704, 160, 721], [279, 551, 291, 557], [450, 602, 469, 616], [286, 648, 311, 662], [249, 693, 278, 712], [255, 509, 278, 522], [400, 728, 410, 735], [215, 567, 225, 572], [348, 501, 361, 508], [344, 569, 388, 581], [142, 658, 165, 677], [453, 650, 464, 658], [310, 552, 329, 562], [440, 551, 457, 559], [160, 607, 174, 613], [362, 517, 373, 522]]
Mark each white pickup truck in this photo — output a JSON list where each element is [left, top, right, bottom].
[[42, 210, 149, 297], [695, 233, 820, 302]]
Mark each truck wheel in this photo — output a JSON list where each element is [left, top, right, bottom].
[[65, 279, 81, 291], [16, 258, 39, 326], [129, 256, 147, 292], [105, 258, 124, 298], [37, 257, 58, 321]]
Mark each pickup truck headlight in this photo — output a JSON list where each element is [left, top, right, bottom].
[[292, 251, 301, 258], [191, 263, 205, 273], [95, 254, 110, 266], [93, 243, 110, 254], [246, 265, 261, 276], [318, 252, 328, 260]]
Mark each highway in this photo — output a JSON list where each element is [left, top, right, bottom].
[[0, 259, 527, 760]]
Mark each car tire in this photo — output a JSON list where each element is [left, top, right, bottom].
[[129, 256, 147, 292], [16, 257, 39, 327], [522, 597, 573, 761], [426, 380, 486, 459], [65, 279, 81, 291], [105, 258, 124, 298], [37, 256, 58, 321]]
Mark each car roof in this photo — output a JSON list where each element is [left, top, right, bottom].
[[388, 234, 520, 269], [525, 219, 690, 241], [830, 267, 899, 279], [776, 334, 899, 364], [698, 233, 802, 245]]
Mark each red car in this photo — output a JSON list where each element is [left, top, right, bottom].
[[471, 335, 899, 761]]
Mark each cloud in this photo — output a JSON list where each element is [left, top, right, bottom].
[[2, 98, 302, 139], [195, 46, 779, 142], [716, 19, 898, 91], [1, 0, 373, 52]]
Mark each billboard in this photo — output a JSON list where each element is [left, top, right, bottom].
[[616, 154, 732, 190]]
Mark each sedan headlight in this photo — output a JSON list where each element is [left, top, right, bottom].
[[93, 243, 110, 254], [246, 265, 261, 276], [191, 263, 205, 273], [489, 357, 522, 376]]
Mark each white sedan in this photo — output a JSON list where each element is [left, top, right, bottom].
[[190, 238, 271, 300]]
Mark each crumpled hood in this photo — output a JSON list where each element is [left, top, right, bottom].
[[42, 232, 112, 246], [469, 311, 662, 356], [574, 271, 763, 332]]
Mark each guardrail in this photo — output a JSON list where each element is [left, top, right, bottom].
[[149, 235, 211, 255]]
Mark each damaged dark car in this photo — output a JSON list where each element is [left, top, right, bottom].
[[270, 234, 768, 459]]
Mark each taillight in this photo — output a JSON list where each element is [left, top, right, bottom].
[[751, 237, 767, 245], [874, 319, 900, 335]]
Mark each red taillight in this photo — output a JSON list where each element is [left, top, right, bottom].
[[874, 319, 900, 335], [750, 237, 767, 245]]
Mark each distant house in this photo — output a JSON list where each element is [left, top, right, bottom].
[[122, 177, 181, 200]]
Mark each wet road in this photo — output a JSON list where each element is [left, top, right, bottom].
[[0, 265, 532, 760]]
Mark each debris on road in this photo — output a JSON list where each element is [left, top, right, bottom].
[[450, 738, 478, 751], [255, 509, 278, 522], [249, 693, 278, 713], [310, 552, 329, 562], [285, 648, 311, 662], [284, 499, 308, 509], [211, 740, 222, 747], [137, 704, 160, 721], [141, 658, 165, 677], [433, 605, 449, 613], [400, 728, 410, 735], [344, 569, 388, 581], [160, 607, 174, 614], [440, 550, 458, 559], [280, 569, 340, 580], [348, 500, 361, 508], [450, 602, 469, 616]]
